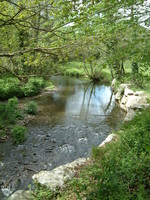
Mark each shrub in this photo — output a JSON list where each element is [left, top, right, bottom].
[[12, 125, 27, 144], [0, 97, 20, 125], [0, 77, 46, 100], [64, 68, 84, 77], [24, 101, 38, 115], [0, 78, 23, 100], [21, 78, 46, 97], [0, 97, 24, 138]]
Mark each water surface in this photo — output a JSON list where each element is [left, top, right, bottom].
[[0, 76, 125, 199]]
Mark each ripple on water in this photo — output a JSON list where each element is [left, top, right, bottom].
[[78, 137, 88, 143], [59, 144, 75, 154]]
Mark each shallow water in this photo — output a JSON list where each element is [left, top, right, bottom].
[[0, 76, 125, 199]]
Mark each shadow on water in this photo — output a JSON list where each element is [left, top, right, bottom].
[[0, 76, 126, 199]]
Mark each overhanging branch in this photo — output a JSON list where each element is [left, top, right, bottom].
[[0, 42, 77, 57]]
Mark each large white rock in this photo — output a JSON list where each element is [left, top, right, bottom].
[[121, 95, 128, 105], [8, 190, 34, 200], [135, 91, 145, 96], [99, 134, 117, 147], [124, 109, 136, 122], [126, 96, 147, 111], [119, 94, 128, 111], [32, 158, 87, 190], [124, 88, 134, 96], [111, 78, 116, 87]]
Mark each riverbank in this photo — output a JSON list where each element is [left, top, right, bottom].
[[1, 76, 125, 200], [0, 78, 56, 142], [8, 82, 150, 199], [114, 83, 150, 121], [32, 107, 150, 200], [8, 106, 150, 200], [7, 80, 150, 200]]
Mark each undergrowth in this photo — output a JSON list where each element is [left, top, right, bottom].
[[0, 77, 47, 100], [0, 97, 38, 144], [57, 61, 85, 77]]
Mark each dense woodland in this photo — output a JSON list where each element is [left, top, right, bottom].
[[0, 0, 149, 81], [0, 0, 150, 199]]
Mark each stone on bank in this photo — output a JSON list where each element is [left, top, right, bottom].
[[32, 158, 88, 190], [114, 83, 149, 121], [7, 190, 34, 200]]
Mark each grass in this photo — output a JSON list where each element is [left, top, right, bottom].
[[57, 61, 112, 84], [33, 107, 150, 200], [58, 61, 85, 77]]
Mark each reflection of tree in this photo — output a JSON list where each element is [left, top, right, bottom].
[[104, 89, 113, 113], [79, 82, 92, 116], [86, 84, 95, 116], [80, 83, 114, 117], [104, 104, 126, 130]]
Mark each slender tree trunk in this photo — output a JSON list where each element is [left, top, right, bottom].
[[109, 64, 114, 79], [121, 60, 125, 75]]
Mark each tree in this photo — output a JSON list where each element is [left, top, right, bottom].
[[0, 0, 149, 82]]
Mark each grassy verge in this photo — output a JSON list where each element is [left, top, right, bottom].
[[57, 61, 85, 77], [33, 107, 150, 200], [57, 61, 112, 84]]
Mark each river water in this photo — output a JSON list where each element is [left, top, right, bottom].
[[0, 76, 125, 199]]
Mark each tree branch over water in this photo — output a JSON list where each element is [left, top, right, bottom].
[[0, 42, 77, 57]]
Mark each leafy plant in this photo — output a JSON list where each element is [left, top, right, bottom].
[[0, 97, 20, 124], [0, 78, 23, 100], [25, 101, 38, 115], [0, 97, 24, 139], [12, 125, 27, 144], [21, 78, 46, 97]]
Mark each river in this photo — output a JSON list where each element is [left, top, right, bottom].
[[0, 76, 125, 199]]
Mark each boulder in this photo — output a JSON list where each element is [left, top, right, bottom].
[[121, 95, 128, 105], [124, 109, 136, 122], [115, 84, 129, 102], [32, 158, 87, 190], [135, 91, 145, 96], [124, 88, 134, 96], [130, 103, 149, 110], [111, 78, 116, 88], [99, 134, 117, 147], [126, 96, 147, 111], [8, 190, 34, 200]]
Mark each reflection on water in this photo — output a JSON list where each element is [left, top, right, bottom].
[[0, 76, 125, 199], [31, 76, 117, 127]]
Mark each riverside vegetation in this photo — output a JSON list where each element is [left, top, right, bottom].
[[0, 96, 37, 144], [0, 77, 54, 143], [33, 107, 150, 200]]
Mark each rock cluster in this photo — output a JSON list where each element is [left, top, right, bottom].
[[32, 158, 88, 190], [115, 84, 149, 121]]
